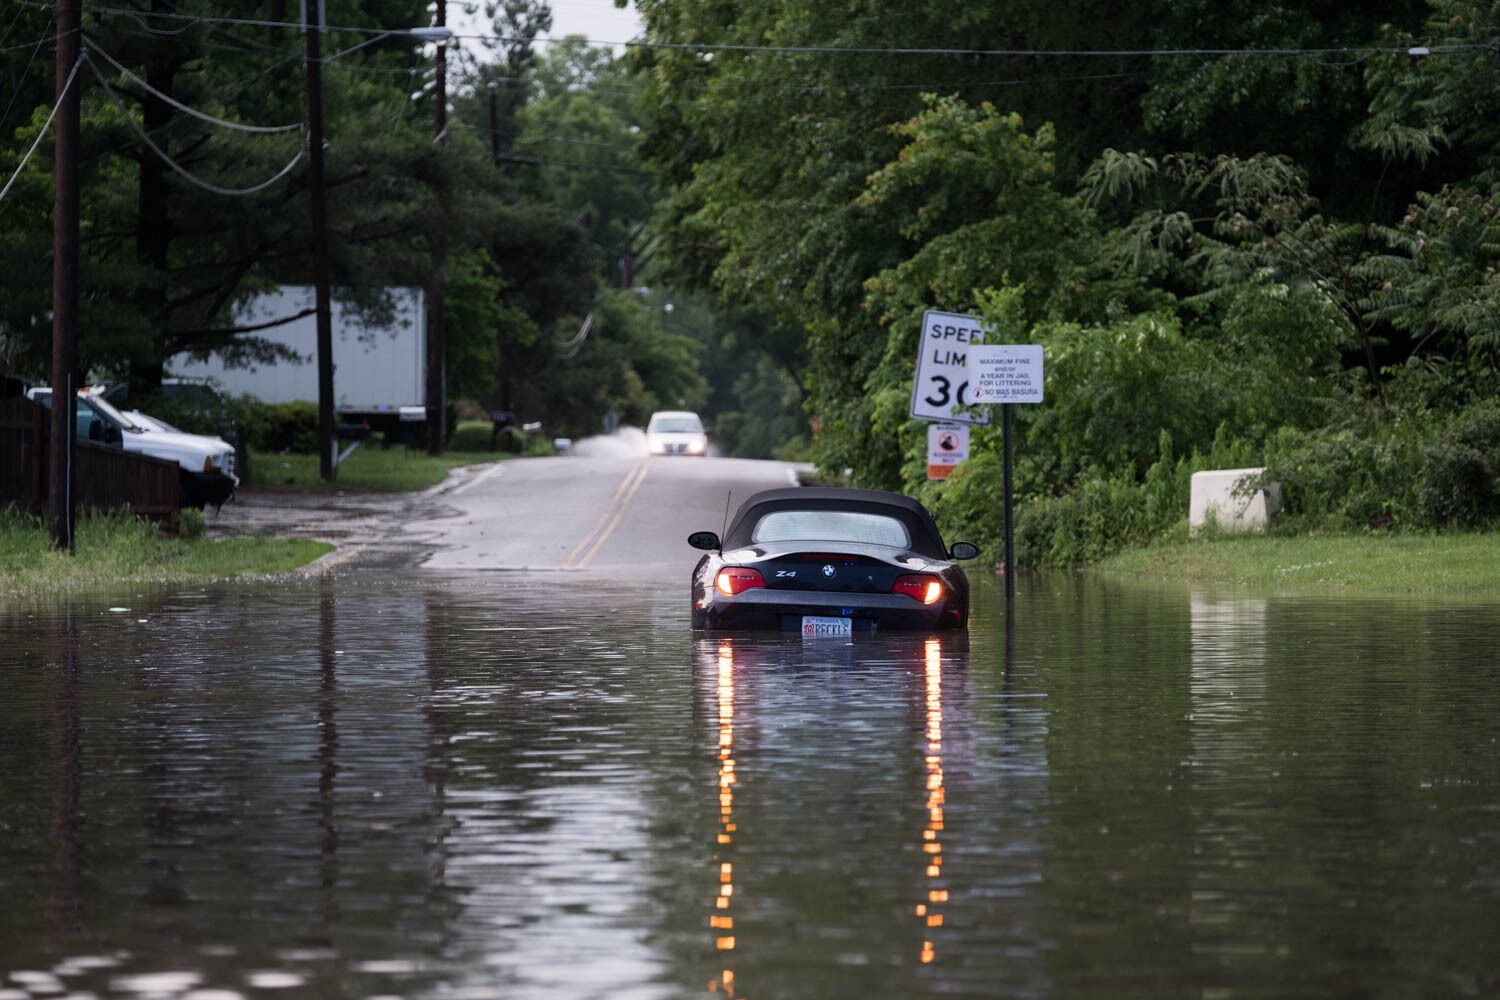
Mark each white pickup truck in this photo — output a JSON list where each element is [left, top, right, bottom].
[[27, 387, 238, 509]]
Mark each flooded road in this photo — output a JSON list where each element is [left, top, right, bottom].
[[4, 459, 1500, 998]]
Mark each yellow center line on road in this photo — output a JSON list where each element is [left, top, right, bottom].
[[562, 462, 649, 570]]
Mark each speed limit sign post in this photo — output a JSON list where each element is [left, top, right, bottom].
[[909, 310, 1045, 606]]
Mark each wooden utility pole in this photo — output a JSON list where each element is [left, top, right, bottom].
[[487, 82, 500, 166], [305, 1, 336, 481], [49, 0, 81, 551], [425, 0, 448, 454]]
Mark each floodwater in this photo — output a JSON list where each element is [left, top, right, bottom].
[[2, 571, 1498, 999]]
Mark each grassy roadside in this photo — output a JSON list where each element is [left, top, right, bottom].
[[246, 420, 533, 492], [2, 422, 523, 599], [1, 508, 333, 600], [1095, 531, 1500, 596]]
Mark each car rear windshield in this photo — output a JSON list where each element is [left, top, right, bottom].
[[750, 510, 911, 548]]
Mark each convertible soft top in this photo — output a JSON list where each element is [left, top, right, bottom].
[[722, 487, 950, 558]]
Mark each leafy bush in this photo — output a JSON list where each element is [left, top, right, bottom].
[[1265, 395, 1500, 532], [178, 507, 205, 539], [1417, 400, 1500, 528], [243, 401, 320, 453], [932, 427, 1262, 567]]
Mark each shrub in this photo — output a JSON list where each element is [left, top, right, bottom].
[[1416, 399, 1500, 529], [178, 507, 205, 539], [934, 427, 1263, 567], [244, 401, 320, 453], [1264, 395, 1500, 532]]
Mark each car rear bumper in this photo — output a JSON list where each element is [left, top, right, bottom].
[[695, 588, 965, 631]]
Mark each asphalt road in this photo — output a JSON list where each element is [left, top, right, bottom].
[[411, 438, 808, 574]]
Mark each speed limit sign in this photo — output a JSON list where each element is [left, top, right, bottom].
[[910, 309, 990, 425]]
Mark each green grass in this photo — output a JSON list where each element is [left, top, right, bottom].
[[1096, 530, 1500, 596], [1, 508, 332, 599], [247, 420, 526, 492]]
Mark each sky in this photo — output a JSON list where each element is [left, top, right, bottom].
[[450, 0, 644, 55]]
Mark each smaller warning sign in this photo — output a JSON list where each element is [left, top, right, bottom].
[[927, 423, 968, 480], [968, 344, 1044, 404]]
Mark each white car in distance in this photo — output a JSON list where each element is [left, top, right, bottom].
[[645, 410, 708, 457]]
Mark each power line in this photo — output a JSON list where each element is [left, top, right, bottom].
[[85, 37, 303, 133], [55, 2, 1491, 62], [1, 30, 57, 53], [0, 52, 83, 205], [86, 54, 305, 197]]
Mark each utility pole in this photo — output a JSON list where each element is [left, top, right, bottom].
[[425, 0, 448, 455], [305, 0, 336, 481], [487, 81, 500, 167], [49, 0, 81, 551]]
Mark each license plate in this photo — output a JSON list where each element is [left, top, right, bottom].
[[802, 616, 852, 638]]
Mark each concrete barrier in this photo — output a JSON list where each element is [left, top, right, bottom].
[[1189, 467, 1281, 534]]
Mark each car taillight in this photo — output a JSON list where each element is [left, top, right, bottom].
[[892, 574, 944, 605], [716, 567, 766, 596]]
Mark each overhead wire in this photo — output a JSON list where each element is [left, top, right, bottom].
[[1, 31, 59, 53], [0, 51, 83, 205], [0, 13, 54, 134], [85, 53, 305, 197], [84, 36, 302, 133], [42, 1, 1492, 62]]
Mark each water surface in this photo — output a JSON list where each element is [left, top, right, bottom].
[[2, 572, 1497, 998]]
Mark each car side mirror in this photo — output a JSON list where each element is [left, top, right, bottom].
[[87, 418, 104, 441], [688, 531, 721, 551], [949, 541, 980, 560]]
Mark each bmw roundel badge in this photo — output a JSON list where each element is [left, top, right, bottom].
[[822, 564, 836, 578]]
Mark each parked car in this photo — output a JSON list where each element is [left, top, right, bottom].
[[687, 487, 979, 633], [28, 387, 238, 509], [646, 410, 708, 456], [102, 376, 245, 461]]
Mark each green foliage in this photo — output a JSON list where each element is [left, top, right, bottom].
[[1139, 0, 1428, 215], [524, 290, 708, 439], [443, 250, 509, 402], [244, 402, 321, 454], [508, 38, 653, 288], [1266, 392, 1500, 533], [1416, 400, 1500, 528], [712, 356, 806, 460], [1358, 0, 1500, 172], [930, 427, 1258, 567], [178, 507, 206, 540]]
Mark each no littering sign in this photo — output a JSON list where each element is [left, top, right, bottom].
[[927, 424, 968, 480], [967, 344, 1044, 404]]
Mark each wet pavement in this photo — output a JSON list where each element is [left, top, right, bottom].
[[199, 466, 484, 571]]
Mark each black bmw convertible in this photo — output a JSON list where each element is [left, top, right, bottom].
[[688, 487, 979, 633]]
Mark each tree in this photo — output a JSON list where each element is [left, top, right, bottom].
[[1, 0, 468, 390], [510, 38, 654, 289]]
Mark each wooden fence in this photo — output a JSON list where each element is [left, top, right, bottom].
[[0, 396, 179, 530]]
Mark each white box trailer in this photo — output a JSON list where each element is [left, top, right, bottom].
[[171, 286, 427, 437]]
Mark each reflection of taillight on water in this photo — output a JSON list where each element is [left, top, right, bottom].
[[716, 567, 766, 596], [893, 574, 944, 605]]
